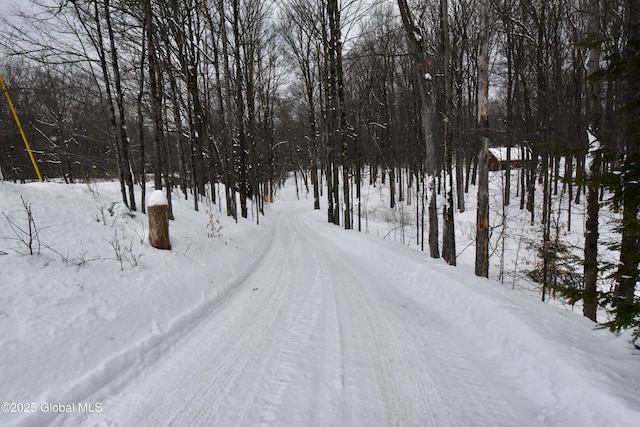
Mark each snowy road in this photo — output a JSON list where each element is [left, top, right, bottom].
[[77, 203, 530, 426]]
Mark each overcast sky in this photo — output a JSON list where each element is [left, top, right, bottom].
[[0, 0, 21, 18], [0, 0, 17, 11]]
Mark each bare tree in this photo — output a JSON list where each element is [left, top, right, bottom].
[[397, 0, 440, 258], [104, 0, 136, 211], [583, 0, 602, 322], [440, 0, 456, 265], [475, 0, 490, 278], [281, 0, 322, 210]]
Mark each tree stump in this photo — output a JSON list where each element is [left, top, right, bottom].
[[148, 190, 171, 250]]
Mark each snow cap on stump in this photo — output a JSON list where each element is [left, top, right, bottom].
[[147, 190, 170, 250], [148, 190, 168, 207]]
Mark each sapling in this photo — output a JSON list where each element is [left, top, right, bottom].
[[206, 211, 223, 238], [2, 196, 43, 255], [106, 225, 142, 270]]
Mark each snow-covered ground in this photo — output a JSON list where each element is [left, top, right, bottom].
[[0, 179, 639, 426], [354, 168, 620, 320]]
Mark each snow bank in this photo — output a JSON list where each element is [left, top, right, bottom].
[[0, 181, 273, 427], [304, 210, 640, 427]]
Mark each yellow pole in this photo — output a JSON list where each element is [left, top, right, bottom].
[[0, 73, 43, 182]]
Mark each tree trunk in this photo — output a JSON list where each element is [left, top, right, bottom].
[[144, 0, 165, 194], [441, 0, 455, 265], [614, 0, 640, 323], [541, 157, 551, 301], [389, 167, 396, 209], [398, 0, 439, 258], [215, 0, 237, 219], [475, 0, 490, 278], [232, 0, 248, 218], [456, 144, 465, 212], [89, 0, 127, 208], [105, 0, 135, 211], [136, 18, 147, 214], [148, 203, 171, 250], [583, 0, 602, 322]]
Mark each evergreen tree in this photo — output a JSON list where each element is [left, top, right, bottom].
[[591, 0, 640, 335]]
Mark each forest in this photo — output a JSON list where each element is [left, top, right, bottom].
[[0, 0, 638, 337]]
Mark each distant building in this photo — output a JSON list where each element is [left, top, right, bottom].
[[488, 147, 523, 171]]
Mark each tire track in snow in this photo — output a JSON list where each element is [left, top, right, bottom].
[[72, 226, 293, 426], [254, 256, 323, 425], [244, 208, 345, 427], [313, 241, 445, 426], [137, 237, 293, 426], [78, 204, 522, 426], [309, 252, 344, 427], [301, 212, 520, 426], [25, 220, 280, 427], [79, 205, 345, 426]]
